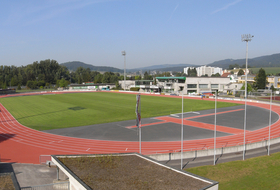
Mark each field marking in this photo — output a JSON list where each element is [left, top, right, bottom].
[[86, 148, 90, 151], [184, 109, 244, 119]]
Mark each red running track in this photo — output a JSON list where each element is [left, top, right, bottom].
[[0, 91, 280, 164]]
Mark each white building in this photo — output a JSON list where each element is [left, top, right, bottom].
[[196, 66, 223, 77], [184, 66, 223, 76]]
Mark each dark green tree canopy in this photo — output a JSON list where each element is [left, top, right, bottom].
[[237, 69, 245, 76], [254, 68, 267, 89]]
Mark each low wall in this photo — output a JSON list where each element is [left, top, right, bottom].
[[148, 136, 280, 161]]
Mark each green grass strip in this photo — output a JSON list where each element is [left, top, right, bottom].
[[0, 92, 240, 130], [187, 152, 280, 190]]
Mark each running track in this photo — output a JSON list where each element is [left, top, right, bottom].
[[0, 91, 280, 164]]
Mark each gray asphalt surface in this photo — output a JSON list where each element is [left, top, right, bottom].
[[45, 105, 279, 142]]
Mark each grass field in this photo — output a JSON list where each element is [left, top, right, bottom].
[[250, 67, 280, 75], [0, 92, 240, 130], [186, 152, 280, 190]]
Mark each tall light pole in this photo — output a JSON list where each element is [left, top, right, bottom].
[[241, 34, 253, 160], [122, 51, 126, 91], [181, 93, 183, 170]]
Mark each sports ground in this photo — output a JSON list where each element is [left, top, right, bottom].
[[0, 91, 279, 164]]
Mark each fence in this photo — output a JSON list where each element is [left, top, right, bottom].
[[39, 155, 52, 165], [21, 181, 69, 190]]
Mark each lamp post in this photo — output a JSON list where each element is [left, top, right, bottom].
[[122, 51, 126, 91], [241, 34, 253, 160]]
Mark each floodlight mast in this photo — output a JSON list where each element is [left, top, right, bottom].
[[122, 51, 126, 91], [241, 34, 253, 160]]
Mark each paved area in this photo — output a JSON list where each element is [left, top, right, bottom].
[[0, 163, 67, 188], [45, 105, 279, 141]]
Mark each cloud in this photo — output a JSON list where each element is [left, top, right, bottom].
[[211, 0, 243, 14], [167, 4, 179, 21], [5, 0, 118, 26]]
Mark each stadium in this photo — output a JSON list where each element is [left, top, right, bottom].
[[0, 90, 279, 189]]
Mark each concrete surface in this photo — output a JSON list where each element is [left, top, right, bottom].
[[0, 163, 67, 188]]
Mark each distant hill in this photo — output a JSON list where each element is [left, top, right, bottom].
[[60, 61, 123, 72], [61, 53, 280, 73], [128, 64, 200, 72], [207, 53, 280, 69]]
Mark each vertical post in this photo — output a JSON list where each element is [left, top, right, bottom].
[[136, 93, 141, 154], [241, 34, 253, 160], [139, 94, 141, 154], [181, 93, 184, 169], [268, 90, 272, 155], [214, 90, 217, 165], [122, 51, 126, 91], [57, 166, 59, 181], [243, 40, 248, 160]]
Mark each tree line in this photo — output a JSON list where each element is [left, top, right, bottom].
[[0, 59, 138, 89]]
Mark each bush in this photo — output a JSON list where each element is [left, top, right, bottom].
[[130, 87, 140, 91], [26, 81, 37, 89], [17, 84, 21, 90], [235, 92, 240, 97]]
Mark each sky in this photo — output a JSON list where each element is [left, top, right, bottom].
[[1, 0, 280, 69]]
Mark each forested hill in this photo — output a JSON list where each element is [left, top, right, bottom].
[[207, 53, 280, 69], [60, 61, 123, 72]]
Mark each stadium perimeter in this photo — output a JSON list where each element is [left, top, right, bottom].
[[0, 91, 279, 165]]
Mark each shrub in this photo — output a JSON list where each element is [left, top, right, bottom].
[[130, 87, 140, 91]]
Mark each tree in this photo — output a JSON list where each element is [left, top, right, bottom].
[[271, 85, 276, 91], [143, 71, 152, 80], [135, 75, 141, 80], [211, 73, 221, 77], [237, 69, 244, 76], [241, 83, 253, 93], [254, 68, 267, 89], [59, 78, 68, 87]]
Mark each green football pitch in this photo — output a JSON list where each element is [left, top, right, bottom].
[[0, 92, 240, 130]]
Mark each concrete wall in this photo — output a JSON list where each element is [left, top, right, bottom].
[[148, 136, 280, 161]]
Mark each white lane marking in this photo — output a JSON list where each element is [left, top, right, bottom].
[[125, 148, 128, 151], [86, 148, 90, 151]]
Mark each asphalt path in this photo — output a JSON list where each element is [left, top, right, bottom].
[[45, 105, 279, 142]]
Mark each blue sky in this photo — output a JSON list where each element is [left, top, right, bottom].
[[1, 0, 280, 69]]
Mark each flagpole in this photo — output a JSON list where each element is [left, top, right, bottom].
[[268, 90, 272, 155], [214, 90, 217, 165]]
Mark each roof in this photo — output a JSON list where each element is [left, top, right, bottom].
[[156, 77, 186, 80], [221, 73, 231, 77]]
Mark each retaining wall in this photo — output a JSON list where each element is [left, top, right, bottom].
[[148, 136, 280, 161]]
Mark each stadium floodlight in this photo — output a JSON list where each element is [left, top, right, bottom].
[[122, 51, 126, 91], [241, 34, 253, 160], [181, 93, 183, 169]]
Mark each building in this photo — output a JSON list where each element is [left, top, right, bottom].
[[184, 66, 223, 77], [156, 76, 230, 94], [267, 76, 280, 88], [119, 80, 157, 92], [237, 75, 255, 85]]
